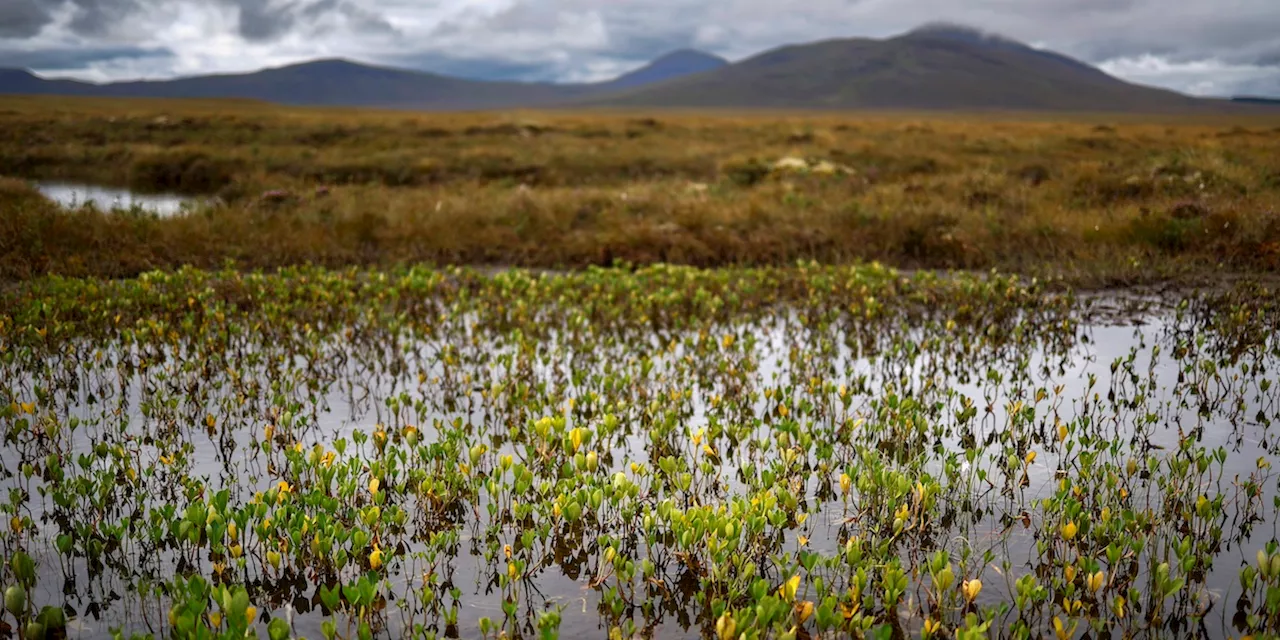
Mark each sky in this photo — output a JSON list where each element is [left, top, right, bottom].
[[1, 0, 1278, 97]]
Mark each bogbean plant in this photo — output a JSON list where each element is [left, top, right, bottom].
[[0, 264, 1278, 639]]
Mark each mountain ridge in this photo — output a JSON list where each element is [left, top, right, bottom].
[[0, 27, 1256, 112], [580, 27, 1214, 112]]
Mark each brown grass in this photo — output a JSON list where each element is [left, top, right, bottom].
[[3, 95, 1280, 282]]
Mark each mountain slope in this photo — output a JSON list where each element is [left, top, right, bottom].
[[585, 26, 1208, 112], [0, 52, 725, 110], [1, 59, 595, 109], [1232, 96, 1280, 106], [598, 50, 728, 90]]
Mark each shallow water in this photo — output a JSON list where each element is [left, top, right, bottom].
[[34, 182, 198, 216], [2, 272, 1278, 640]]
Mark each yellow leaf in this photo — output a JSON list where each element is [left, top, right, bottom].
[[716, 614, 736, 640], [779, 574, 801, 602], [1061, 521, 1078, 541], [962, 579, 982, 603], [796, 600, 814, 623]]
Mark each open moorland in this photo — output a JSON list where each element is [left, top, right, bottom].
[[4, 96, 1280, 640], [2, 96, 1280, 283]]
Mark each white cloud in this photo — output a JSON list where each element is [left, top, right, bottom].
[[1100, 55, 1280, 97]]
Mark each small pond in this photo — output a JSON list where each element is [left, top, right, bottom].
[[34, 182, 201, 216]]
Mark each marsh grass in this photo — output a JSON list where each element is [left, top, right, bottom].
[[2, 96, 1280, 280]]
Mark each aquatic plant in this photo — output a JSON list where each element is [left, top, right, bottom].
[[0, 264, 1278, 638]]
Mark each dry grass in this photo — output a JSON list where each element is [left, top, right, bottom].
[[3, 95, 1280, 282]]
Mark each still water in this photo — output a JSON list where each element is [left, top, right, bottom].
[[35, 182, 198, 216]]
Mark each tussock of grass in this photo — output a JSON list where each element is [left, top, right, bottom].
[[2, 96, 1280, 281]]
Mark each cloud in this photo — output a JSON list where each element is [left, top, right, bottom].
[[0, 44, 170, 71], [229, 0, 397, 42], [65, 0, 143, 38], [0, 0, 55, 38], [1, 0, 1278, 96], [1099, 55, 1280, 97]]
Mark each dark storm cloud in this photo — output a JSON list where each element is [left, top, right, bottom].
[[0, 0, 54, 38], [0, 44, 170, 70], [65, 0, 142, 37], [229, 0, 397, 41], [2, 0, 394, 41], [233, 0, 297, 42]]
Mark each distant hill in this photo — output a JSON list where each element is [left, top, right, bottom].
[[0, 28, 1241, 112], [0, 51, 727, 111], [598, 50, 728, 90], [1232, 96, 1280, 106], [582, 25, 1213, 112], [0, 58, 600, 109]]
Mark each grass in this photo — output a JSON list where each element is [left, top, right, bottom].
[[2, 95, 1280, 282]]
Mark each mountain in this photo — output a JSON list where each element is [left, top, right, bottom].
[[1232, 96, 1280, 106], [583, 25, 1211, 112], [0, 59, 597, 109], [599, 50, 728, 90], [0, 51, 725, 110], [0, 29, 1236, 112]]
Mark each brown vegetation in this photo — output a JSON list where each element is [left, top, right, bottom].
[[2, 95, 1280, 282]]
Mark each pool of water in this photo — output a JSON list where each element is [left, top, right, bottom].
[[34, 181, 200, 216], [1, 271, 1277, 640]]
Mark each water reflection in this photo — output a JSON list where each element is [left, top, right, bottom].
[[35, 181, 199, 216]]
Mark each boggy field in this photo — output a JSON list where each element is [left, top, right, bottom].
[[2, 96, 1280, 282]]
